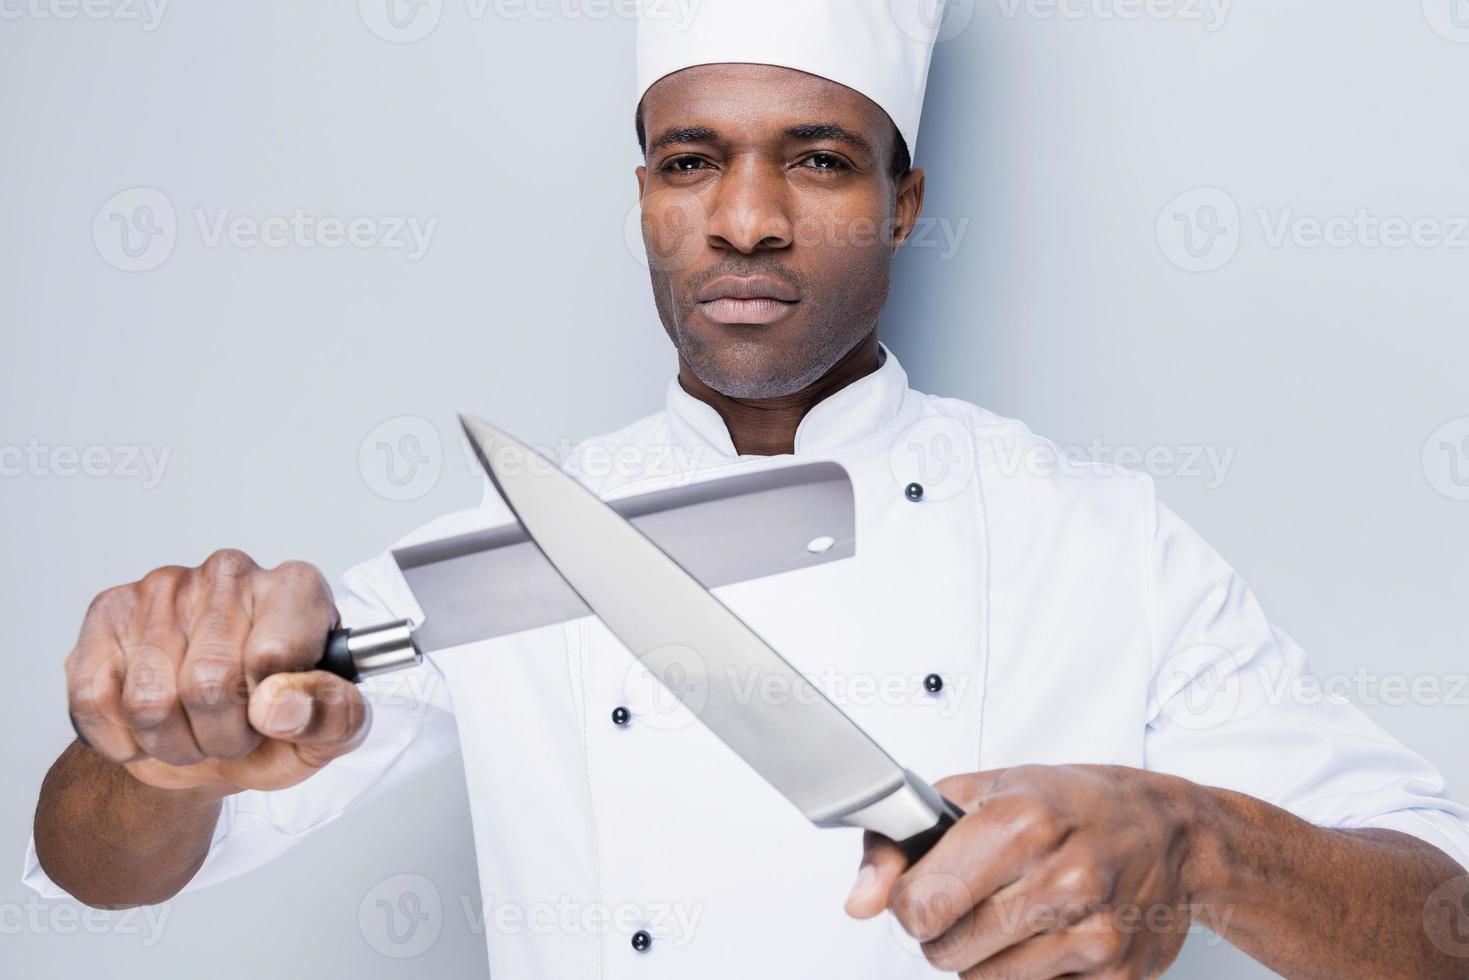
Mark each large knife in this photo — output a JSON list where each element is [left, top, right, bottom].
[[310, 458, 858, 680], [458, 413, 964, 861]]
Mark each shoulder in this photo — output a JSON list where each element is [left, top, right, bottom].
[[907, 390, 1157, 526]]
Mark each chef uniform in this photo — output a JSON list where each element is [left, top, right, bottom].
[[24, 3, 1469, 978]]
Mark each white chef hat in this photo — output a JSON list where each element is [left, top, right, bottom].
[[635, 0, 946, 161]]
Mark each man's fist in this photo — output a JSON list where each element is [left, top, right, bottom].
[[846, 765, 1202, 979], [65, 549, 370, 795]]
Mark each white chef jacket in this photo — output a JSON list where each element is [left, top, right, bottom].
[[23, 341, 1469, 977]]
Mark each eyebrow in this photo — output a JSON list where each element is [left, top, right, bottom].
[[647, 122, 874, 157]]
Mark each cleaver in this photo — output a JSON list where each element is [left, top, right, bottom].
[[312, 459, 857, 680]]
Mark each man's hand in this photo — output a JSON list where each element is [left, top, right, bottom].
[[66, 549, 370, 797], [845, 765, 1198, 978]]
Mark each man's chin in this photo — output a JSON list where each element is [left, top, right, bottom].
[[681, 333, 812, 400]]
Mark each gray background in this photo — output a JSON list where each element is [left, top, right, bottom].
[[3, 2, 1466, 977]]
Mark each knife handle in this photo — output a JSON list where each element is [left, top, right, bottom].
[[894, 795, 965, 864], [829, 770, 967, 864], [315, 620, 421, 682]]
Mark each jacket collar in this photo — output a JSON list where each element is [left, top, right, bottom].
[[665, 341, 909, 462]]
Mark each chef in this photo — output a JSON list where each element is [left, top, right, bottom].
[[24, 0, 1469, 977]]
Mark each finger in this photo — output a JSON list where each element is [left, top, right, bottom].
[[122, 570, 205, 765], [846, 831, 913, 918], [65, 592, 142, 763], [173, 562, 256, 759], [247, 671, 369, 761], [242, 560, 336, 682], [951, 914, 1130, 980], [927, 849, 1118, 970], [176, 551, 258, 759], [892, 789, 1069, 942]]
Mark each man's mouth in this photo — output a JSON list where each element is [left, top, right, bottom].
[[697, 297, 799, 325], [695, 276, 801, 325]]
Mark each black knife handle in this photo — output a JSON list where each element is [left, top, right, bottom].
[[894, 795, 965, 864], [314, 620, 421, 682]]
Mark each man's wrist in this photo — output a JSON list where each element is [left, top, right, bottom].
[[1134, 769, 1234, 908]]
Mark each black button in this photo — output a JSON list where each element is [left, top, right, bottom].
[[611, 706, 632, 727], [923, 673, 944, 694], [631, 930, 652, 952], [905, 482, 925, 502]]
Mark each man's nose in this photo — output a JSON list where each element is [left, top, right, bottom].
[[705, 158, 794, 253]]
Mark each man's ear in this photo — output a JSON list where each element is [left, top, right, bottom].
[[635, 164, 647, 200], [893, 168, 926, 249]]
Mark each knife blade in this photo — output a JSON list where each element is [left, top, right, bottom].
[[309, 459, 859, 681], [458, 412, 963, 861]]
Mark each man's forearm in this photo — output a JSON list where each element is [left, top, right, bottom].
[[33, 741, 227, 909], [1188, 784, 1468, 979]]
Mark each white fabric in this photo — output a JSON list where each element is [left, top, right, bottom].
[[635, 0, 945, 158], [22, 342, 1469, 978]]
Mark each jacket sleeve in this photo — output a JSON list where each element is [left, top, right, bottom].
[[20, 548, 460, 902], [1139, 483, 1469, 872]]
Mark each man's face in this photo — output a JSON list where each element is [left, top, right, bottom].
[[636, 63, 925, 399]]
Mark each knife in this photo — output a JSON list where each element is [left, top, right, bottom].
[[307, 457, 859, 681], [457, 413, 964, 862]]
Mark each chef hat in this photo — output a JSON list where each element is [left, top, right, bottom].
[[635, 0, 946, 161]]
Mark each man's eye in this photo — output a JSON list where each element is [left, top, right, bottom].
[[802, 153, 851, 172], [662, 156, 710, 174]]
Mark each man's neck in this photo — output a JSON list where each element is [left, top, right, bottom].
[[676, 332, 882, 456]]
